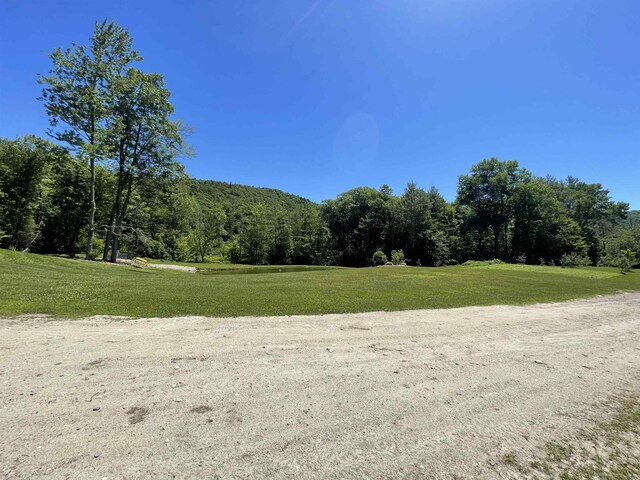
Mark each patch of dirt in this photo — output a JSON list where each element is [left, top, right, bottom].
[[190, 405, 212, 414], [81, 358, 106, 370], [1, 292, 639, 479], [125, 407, 149, 425]]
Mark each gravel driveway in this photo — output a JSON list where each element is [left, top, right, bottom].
[[1, 293, 639, 479]]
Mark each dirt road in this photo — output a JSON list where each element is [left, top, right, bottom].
[[1, 293, 639, 479]]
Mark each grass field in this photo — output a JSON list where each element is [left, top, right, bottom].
[[1, 249, 639, 318]]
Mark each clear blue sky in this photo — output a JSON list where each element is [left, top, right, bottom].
[[1, 0, 638, 207]]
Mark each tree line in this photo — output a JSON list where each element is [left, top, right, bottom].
[[2, 134, 637, 269], [1, 21, 638, 269]]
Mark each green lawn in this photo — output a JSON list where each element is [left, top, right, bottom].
[[0, 249, 638, 318]]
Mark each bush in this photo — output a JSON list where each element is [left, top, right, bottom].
[[87, 237, 104, 260], [138, 237, 169, 260], [559, 252, 591, 267], [390, 249, 405, 265], [618, 249, 637, 272], [461, 259, 505, 266], [600, 250, 637, 272], [516, 254, 527, 264], [372, 249, 388, 266]]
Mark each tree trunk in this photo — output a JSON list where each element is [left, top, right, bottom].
[[103, 178, 124, 261], [493, 224, 500, 259], [102, 205, 116, 262], [86, 157, 96, 259], [503, 223, 509, 260], [105, 147, 127, 262], [109, 177, 133, 263]]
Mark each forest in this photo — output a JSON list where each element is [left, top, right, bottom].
[[1, 21, 638, 270]]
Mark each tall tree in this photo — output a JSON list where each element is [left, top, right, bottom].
[[511, 178, 586, 263], [39, 20, 141, 258], [399, 182, 430, 263], [187, 204, 226, 263], [322, 187, 391, 266], [548, 176, 628, 260], [102, 68, 184, 262], [456, 158, 530, 260], [0, 136, 66, 250]]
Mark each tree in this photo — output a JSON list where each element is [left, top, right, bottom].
[[236, 204, 270, 264], [38, 156, 90, 255], [399, 182, 430, 263], [322, 186, 391, 266], [0, 136, 66, 250], [102, 68, 184, 262], [187, 205, 226, 263], [510, 178, 586, 263], [270, 215, 293, 264], [548, 176, 628, 261], [456, 158, 530, 260], [39, 20, 141, 258]]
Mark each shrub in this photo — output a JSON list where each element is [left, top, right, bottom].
[[516, 254, 527, 264], [390, 249, 405, 265], [559, 252, 590, 267], [618, 249, 637, 272], [618, 250, 638, 272], [598, 250, 637, 272], [461, 259, 505, 266], [138, 237, 169, 260], [87, 237, 104, 260], [372, 249, 388, 266]]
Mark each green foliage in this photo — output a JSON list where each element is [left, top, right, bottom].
[[39, 20, 143, 257], [1, 135, 634, 270], [372, 249, 388, 266], [0, 136, 70, 250], [618, 249, 637, 272], [600, 249, 638, 272], [511, 178, 587, 264], [186, 205, 226, 262], [601, 223, 640, 267], [269, 216, 293, 264], [390, 249, 405, 265], [456, 157, 531, 260], [548, 176, 629, 260], [322, 186, 391, 267], [461, 259, 505, 266], [560, 252, 591, 267]]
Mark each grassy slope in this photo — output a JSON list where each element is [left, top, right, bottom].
[[0, 249, 639, 318]]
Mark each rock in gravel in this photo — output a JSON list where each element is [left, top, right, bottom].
[[92, 406, 101, 411], [487, 458, 497, 467], [534, 360, 545, 365]]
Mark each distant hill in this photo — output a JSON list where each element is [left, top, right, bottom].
[[187, 179, 316, 213]]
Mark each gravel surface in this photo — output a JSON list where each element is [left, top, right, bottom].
[[1, 293, 639, 479], [145, 263, 196, 273]]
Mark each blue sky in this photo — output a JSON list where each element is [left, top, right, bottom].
[[1, 0, 638, 207]]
